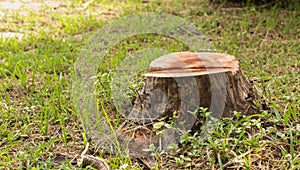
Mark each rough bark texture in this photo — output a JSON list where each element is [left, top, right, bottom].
[[90, 52, 259, 160], [127, 52, 257, 128]]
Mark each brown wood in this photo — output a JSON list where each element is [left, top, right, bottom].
[[127, 52, 257, 128], [91, 52, 259, 160]]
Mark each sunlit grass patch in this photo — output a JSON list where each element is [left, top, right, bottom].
[[0, 0, 299, 169]]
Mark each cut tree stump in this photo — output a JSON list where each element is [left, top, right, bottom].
[[127, 52, 258, 130], [92, 52, 259, 160]]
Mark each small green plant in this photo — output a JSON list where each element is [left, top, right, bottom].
[[0, 0, 298, 169]]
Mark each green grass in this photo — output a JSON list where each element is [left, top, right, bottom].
[[0, 0, 299, 169]]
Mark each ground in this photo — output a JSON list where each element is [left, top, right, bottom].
[[0, 0, 299, 169]]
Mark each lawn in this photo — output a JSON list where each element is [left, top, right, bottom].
[[0, 0, 299, 169]]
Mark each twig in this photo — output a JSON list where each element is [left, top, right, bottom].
[[78, 142, 110, 170], [256, 0, 280, 9], [137, 157, 156, 170]]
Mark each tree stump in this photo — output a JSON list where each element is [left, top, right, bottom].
[[108, 52, 259, 159], [126, 52, 257, 131]]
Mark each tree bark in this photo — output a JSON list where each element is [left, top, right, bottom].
[[92, 52, 259, 160], [127, 52, 258, 130]]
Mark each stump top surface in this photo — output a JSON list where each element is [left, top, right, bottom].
[[144, 52, 239, 77]]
